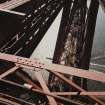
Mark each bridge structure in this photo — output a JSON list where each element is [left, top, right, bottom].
[[0, 0, 105, 104], [0, 53, 105, 105]]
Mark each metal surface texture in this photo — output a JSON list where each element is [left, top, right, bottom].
[[1, 53, 105, 83], [0, 0, 31, 10], [0, 53, 105, 104], [0, 0, 105, 105], [0, 0, 63, 58], [48, 0, 88, 92]]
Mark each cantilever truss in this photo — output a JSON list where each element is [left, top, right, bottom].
[[0, 53, 105, 105], [0, 0, 63, 57]]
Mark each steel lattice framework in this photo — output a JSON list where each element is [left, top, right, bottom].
[[0, 0, 63, 57], [0, 0, 105, 104], [0, 53, 105, 105]]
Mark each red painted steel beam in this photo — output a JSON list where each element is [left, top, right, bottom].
[[0, 79, 82, 105], [51, 72, 105, 105], [0, 66, 19, 79], [16, 71, 41, 90], [0, 53, 104, 105], [52, 92, 105, 96], [33, 69, 57, 105], [0, 53, 105, 83], [16, 62, 57, 104], [17, 69, 105, 104], [0, 53, 105, 104]]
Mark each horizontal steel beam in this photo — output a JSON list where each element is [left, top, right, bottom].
[[0, 79, 82, 105], [0, 53, 104, 104], [0, 53, 105, 83], [52, 92, 105, 96], [50, 72, 104, 104]]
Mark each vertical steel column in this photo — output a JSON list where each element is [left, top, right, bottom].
[[52, 0, 72, 64], [49, 0, 88, 91], [81, 0, 99, 89], [48, 0, 72, 91], [70, 0, 87, 89]]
